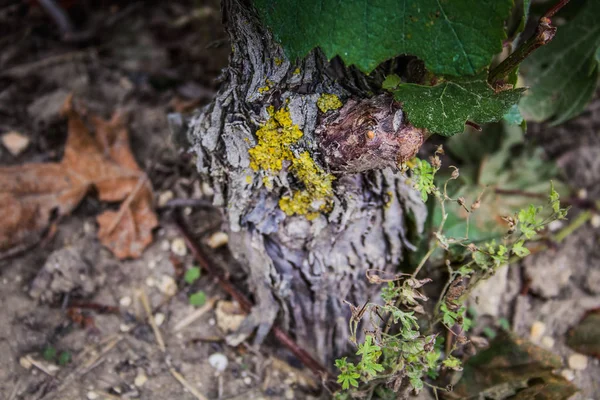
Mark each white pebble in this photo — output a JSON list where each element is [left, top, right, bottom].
[[145, 277, 156, 287], [154, 313, 165, 327], [120, 324, 133, 333], [1, 131, 30, 156], [119, 296, 132, 307], [568, 353, 588, 370], [207, 232, 229, 249], [208, 353, 228, 372], [171, 238, 188, 257], [561, 369, 575, 381], [577, 188, 588, 199], [160, 240, 171, 251], [243, 376, 252, 385], [529, 321, 545, 343], [591, 214, 600, 228], [19, 356, 32, 370], [158, 275, 178, 296], [86, 392, 99, 400], [134, 372, 148, 387], [540, 336, 555, 349], [158, 190, 174, 207]]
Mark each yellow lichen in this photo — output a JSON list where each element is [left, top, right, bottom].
[[293, 68, 301, 75], [274, 57, 283, 66], [248, 106, 334, 218], [317, 93, 343, 113], [258, 79, 273, 94]]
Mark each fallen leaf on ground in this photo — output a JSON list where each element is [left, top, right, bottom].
[[0, 96, 158, 259]]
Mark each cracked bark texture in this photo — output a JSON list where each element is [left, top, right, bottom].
[[186, 0, 426, 364]]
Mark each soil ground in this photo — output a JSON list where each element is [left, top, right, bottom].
[[0, 1, 598, 399]]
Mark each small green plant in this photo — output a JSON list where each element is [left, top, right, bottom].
[[189, 290, 207, 307], [334, 151, 569, 398], [184, 266, 201, 284]]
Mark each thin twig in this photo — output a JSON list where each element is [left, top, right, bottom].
[[105, 175, 148, 235], [137, 288, 166, 352], [173, 297, 218, 332], [488, 0, 571, 84], [168, 367, 210, 400]]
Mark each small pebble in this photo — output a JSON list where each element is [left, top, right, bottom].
[[577, 188, 588, 199], [540, 336, 555, 349], [208, 318, 216, 326], [529, 321, 545, 342], [145, 277, 156, 287], [561, 369, 575, 381], [86, 392, 99, 400], [1, 131, 30, 156], [243, 376, 252, 385], [134, 372, 148, 387], [160, 240, 171, 251], [148, 260, 157, 270], [158, 275, 177, 296], [285, 388, 294, 400], [207, 232, 229, 249], [154, 312, 165, 327], [119, 296, 132, 307], [171, 238, 188, 257], [19, 356, 32, 369], [120, 324, 133, 333], [208, 353, 228, 372], [158, 190, 174, 207], [202, 182, 215, 196], [591, 214, 600, 228], [184, 206, 192, 216], [568, 353, 588, 370]]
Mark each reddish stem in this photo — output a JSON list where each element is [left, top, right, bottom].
[[488, 0, 571, 85]]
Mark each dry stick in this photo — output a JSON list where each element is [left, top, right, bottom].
[[488, 0, 571, 84], [137, 288, 166, 352], [174, 214, 337, 391], [168, 366, 210, 400], [105, 175, 148, 235]]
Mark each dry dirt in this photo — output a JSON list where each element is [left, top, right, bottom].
[[0, 1, 599, 400]]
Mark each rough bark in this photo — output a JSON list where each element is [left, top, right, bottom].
[[186, 0, 426, 364]]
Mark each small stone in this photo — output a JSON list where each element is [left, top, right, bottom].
[[160, 240, 171, 251], [154, 312, 165, 327], [577, 188, 588, 199], [134, 372, 148, 387], [208, 353, 228, 372], [591, 213, 600, 228], [119, 296, 132, 307], [548, 220, 564, 232], [215, 301, 245, 333], [568, 353, 588, 370], [19, 356, 33, 369], [208, 318, 216, 326], [2, 131, 30, 156], [184, 207, 192, 216], [87, 392, 99, 400], [202, 181, 215, 196], [158, 191, 174, 207], [243, 376, 252, 385], [561, 369, 575, 381], [541, 336, 555, 349], [530, 321, 546, 343], [158, 275, 177, 296], [285, 388, 294, 399], [207, 232, 229, 249], [171, 238, 187, 257], [145, 277, 156, 287], [120, 324, 133, 333], [148, 260, 157, 270]]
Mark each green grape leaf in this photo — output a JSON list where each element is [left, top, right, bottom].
[[519, 0, 600, 125], [393, 75, 524, 136], [254, 0, 513, 75]]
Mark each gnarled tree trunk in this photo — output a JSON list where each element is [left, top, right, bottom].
[[186, 0, 426, 364]]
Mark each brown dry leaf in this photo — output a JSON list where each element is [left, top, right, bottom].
[[0, 97, 158, 259]]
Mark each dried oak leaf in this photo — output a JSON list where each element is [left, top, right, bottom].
[[0, 98, 157, 259]]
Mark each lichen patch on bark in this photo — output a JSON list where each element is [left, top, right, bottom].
[[248, 105, 334, 218]]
